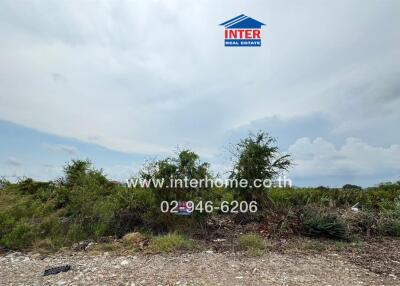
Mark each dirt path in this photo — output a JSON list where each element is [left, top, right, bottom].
[[0, 251, 396, 286]]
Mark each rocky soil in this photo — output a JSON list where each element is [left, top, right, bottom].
[[1, 249, 398, 286]]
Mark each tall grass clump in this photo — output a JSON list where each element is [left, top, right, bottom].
[[148, 233, 194, 253], [238, 234, 268, 256], [302, 211, 349, 241]]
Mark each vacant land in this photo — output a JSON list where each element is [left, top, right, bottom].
[[0, 251, 395, 286], [1, 159, 400, 285], [1, 238, 399, 286]]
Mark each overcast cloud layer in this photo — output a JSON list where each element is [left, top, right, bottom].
[[0, 0, 399, 186]]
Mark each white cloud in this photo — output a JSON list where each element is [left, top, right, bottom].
[[0, 1, 399, 157], [42, 144, 79, 156], [6, 157, 22, 167], [0, 1, 399, 186], [288, 137, 400, 178]]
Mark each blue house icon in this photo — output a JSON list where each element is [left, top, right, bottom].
[[220, 14, 265, 29]]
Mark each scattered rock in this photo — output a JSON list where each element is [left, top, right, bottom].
[[1, 238, 399, 285], [72, 241, 95, 252], [85, 242, 96, 251]]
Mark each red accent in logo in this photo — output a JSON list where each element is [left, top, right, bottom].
[[224, 29, 261, 39]]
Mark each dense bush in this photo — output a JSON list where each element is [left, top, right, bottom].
[[0, 157, 399, 251], [342, 184, 362, 190], [229, 131, 291, 205], [0, 160, 153, 250], [0, 156, 218, 250], [138, 150, 217, 231], [302, 211, 349, 240], [269, 185, 400, 210], [356, 203, 400, 237]]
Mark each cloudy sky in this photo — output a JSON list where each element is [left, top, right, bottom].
[[0, 0, 399, 187]]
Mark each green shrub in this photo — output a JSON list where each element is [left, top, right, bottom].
[[269, 186, 400, 211], [229, 131, 291, 205], [1, 157, 400, 252], [355, 201, 400, 237], [302, 212, 349, 240], [0, 220, 36, 249], [62, 159, 109, 188], [148, 233, 194, 253], [356, 211, 378, 235], [378, 204, 400, 236], [138, 150, 217, 231], [380, 219, 400, 236], [16, 178, 53, 195], [114, 187, 157, 234], [342, 184, 362, 190], [66, 224, 87, 242]]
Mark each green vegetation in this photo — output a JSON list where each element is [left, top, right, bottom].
[[1, 132, 400, 252], [238, 234, 268, 256], [148, 233, 194, 253], [230, 131, 292, 204], [302, 212, 349, 240], [138, 149, 215, 232], [0, 159, 155, 250]]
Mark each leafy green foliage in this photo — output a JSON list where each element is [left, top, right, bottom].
[[62, 159, 109, 188], [369, 202, 400, 237], [16, 178, 53, 194], [139, 150, 215, 230], [140, 149, 211, 198], [0, 150, 399, 251], [342, 184, 362, 190], [0, 160, 156, 250], [230, 131, 291, 203]]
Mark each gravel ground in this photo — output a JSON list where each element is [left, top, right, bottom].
[[0, 251, 396, 286]]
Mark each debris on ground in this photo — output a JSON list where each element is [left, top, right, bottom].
[[43, 265, 71, 276]]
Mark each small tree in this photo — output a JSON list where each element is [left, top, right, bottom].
[[62, 159, 108, 187], [342, 184, 362, 190], [140, 149, 211, 202], [139, 149, 212, 231], [230, 131, 292, 203]]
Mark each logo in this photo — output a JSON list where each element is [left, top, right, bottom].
[[220, 14, 265, 47]]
